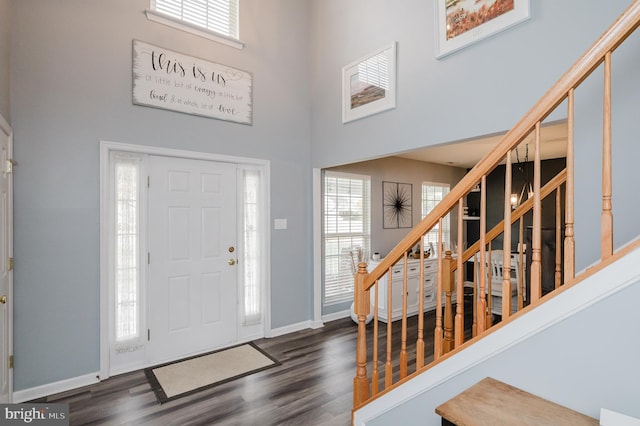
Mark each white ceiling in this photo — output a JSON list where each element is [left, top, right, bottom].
[[395, 121, 568, 169]]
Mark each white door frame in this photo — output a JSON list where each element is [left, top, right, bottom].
[[0, 114, 13, 402], [99, 141, 271, 379]]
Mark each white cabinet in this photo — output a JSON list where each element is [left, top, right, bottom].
[[371, 258, 438, 323]]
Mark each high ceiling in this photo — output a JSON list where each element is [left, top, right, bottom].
[[395, 121, 568, 169]]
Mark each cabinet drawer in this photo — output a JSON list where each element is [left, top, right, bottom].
[[423, 261, 436, 273]]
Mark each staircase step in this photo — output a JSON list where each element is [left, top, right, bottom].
[[435, 377, 598, 426]]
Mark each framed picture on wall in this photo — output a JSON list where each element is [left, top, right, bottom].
[[342, 42, 397, 123], [435, 0, 530, 59], [383, 181, 412, 229]]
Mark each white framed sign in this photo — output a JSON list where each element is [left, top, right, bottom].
[[132, 40, 253, 125]]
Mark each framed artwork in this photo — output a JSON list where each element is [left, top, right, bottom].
[[342, 42, 397, 123], [383, 182, 412, 229], [435, 0, 530, 58]]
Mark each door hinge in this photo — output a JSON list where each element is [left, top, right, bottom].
[[147, 176, 150, 188], [5, 159, 16, 174], [147, 329, 150, 341], [8, 257, 13, 271], [147, 252, 150, 264], [8, 355, 13, 369]]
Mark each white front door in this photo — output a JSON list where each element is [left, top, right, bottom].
[[0, 123, 12, 402], [147, 155, 238, 365]]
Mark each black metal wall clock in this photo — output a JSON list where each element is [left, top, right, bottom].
[[382, 181, 412, 229]]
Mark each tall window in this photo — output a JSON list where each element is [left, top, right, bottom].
[[242, 168, 261, 325], [323, 172, 371, 305], [112, 153, 144, 352], [151, 0, 239, 39], [422, 182, 450, 250]]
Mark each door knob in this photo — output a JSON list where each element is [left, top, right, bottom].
[[228, 259, 236, 266], [0, 295, 6, 304]]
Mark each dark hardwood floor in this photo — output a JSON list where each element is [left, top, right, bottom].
[[33, 306, 472, 425]]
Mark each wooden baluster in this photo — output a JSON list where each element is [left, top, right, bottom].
[[503, 151, 513, 319], [372, 280, 379, 395], [400, 253, 408, 379], [434, 221, 444, 359], [353, 262, 370, 407], [385, 267, 392, 388], [455, 198, 464, 347], [555, 188, 562, 289], [564, 88, 576, 282], [487, 242, 493, 327], [530, 122, 543, 302], [518, 217, 525, 310], [602, 51, 614, 260], [472, 254, 477, 338], [416, 241, 425, 370], [478, 176, 487, 333], [442, 250, 454, 354]]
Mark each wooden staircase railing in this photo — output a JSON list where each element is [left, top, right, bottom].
[[352, 0, 640, 411]]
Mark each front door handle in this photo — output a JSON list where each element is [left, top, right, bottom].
[[228, 259, 236, 266]]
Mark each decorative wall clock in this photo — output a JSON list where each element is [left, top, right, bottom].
[[383, 181, 412, 229]]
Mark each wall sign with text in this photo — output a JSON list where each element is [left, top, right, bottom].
[[132, 40, 253, 125]]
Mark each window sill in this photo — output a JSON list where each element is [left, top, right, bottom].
[[145, 9, 245, 50]]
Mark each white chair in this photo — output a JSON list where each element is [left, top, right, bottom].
[[482, 250, 524, 316]]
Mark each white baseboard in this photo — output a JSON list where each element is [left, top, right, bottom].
[[322, 309, 350, 323], [270, 320, 313, 337], [309, 319, 324, 329], [13, 372, 100, 403]]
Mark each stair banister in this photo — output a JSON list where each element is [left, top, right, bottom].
[[353, 0, 640, 412]]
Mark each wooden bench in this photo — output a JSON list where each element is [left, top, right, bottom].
[[435, 377, 599, 426]]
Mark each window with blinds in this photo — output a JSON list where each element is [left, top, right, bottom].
[[151, 0, 239, 39], [422, 182, 451, 250], [323, 172, 371, 305]]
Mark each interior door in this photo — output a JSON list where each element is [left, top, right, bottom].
[[0, 123, 12, 402], [147, 155, 238, 365]]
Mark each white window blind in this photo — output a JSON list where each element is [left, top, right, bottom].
[[323, 172, 371, 305], [152, 0, 239, 39], [112, 153, 144, 352], [422, 182, 451, 251], [242, 169, 261, 325]]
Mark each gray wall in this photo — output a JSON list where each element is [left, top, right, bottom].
[[309, 0, 640, 272], [11, 0, 311, 390], [0, 0, 9, 122]]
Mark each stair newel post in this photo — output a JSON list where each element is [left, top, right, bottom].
[[400, 253, 409, 379], [442, 250, 455, 354], [564, 88, 576, 282], [454, 198, 465, 348], [434, 221, 444, 359], [530, 122, 543, 302], [602, 51, 614, 260], [353, 262, 371, 407], [502, 150, 513, 319]]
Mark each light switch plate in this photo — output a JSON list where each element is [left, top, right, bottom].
[[274, 218, 288, 230]]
